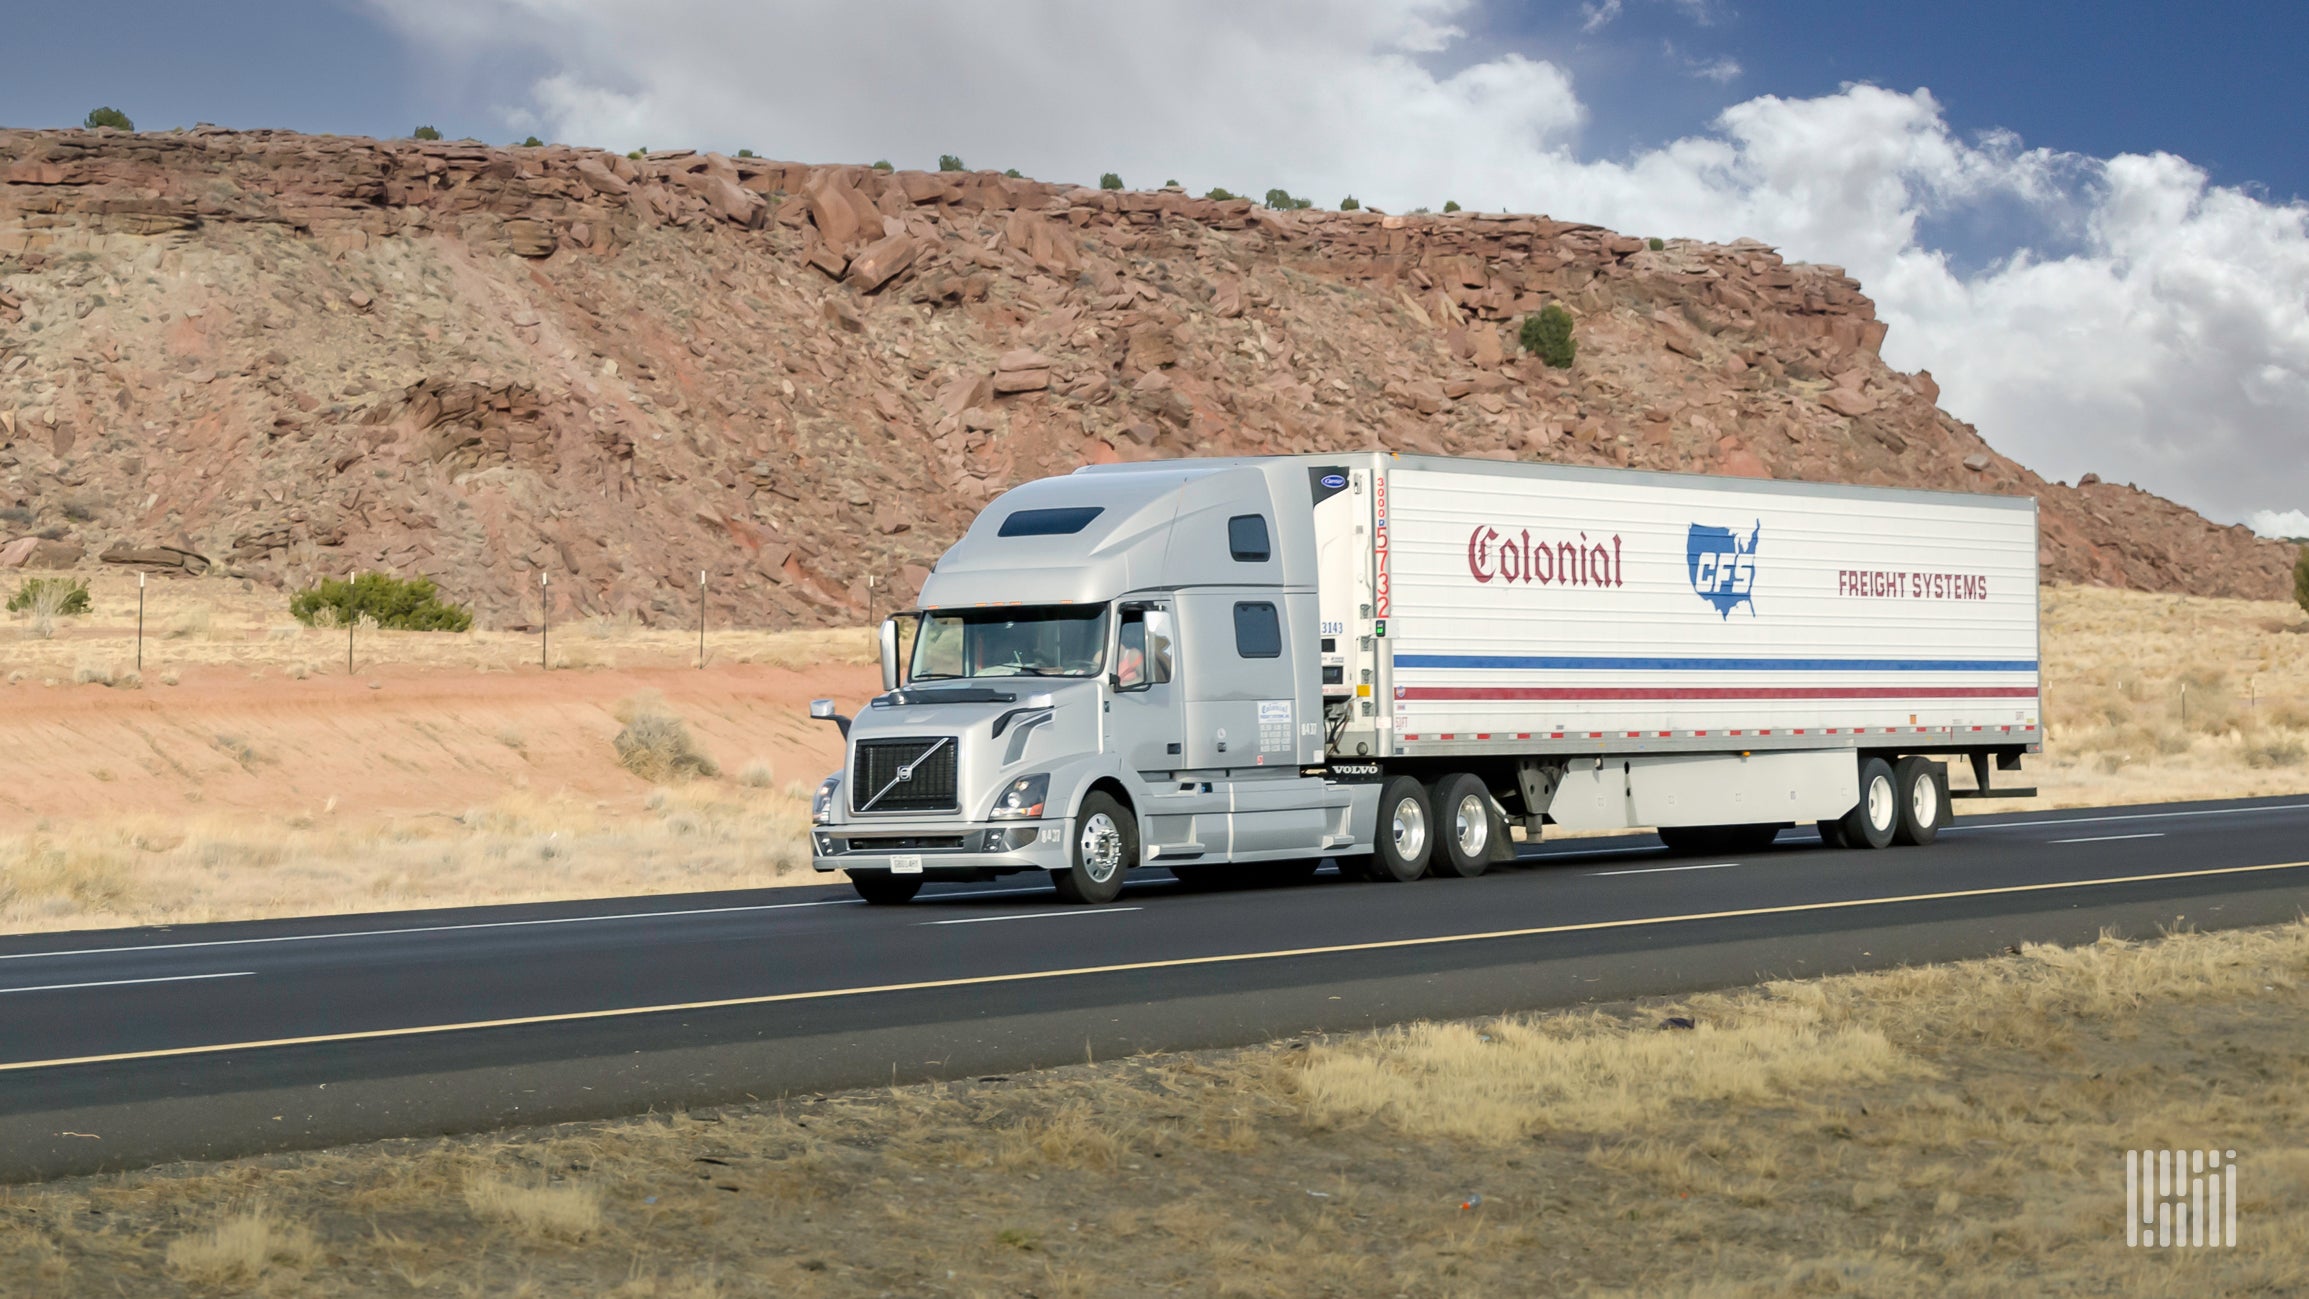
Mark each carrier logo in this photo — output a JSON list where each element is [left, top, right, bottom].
[[1466, 526, 1624, 588], [1686, 521, 1760, 618]]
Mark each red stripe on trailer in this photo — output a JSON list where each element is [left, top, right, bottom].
[[1588, 732, 1604, 739], [1395, 685, 2039, 702], [1549, 732, 1564, 739], [1694, 730, 1708, 736], [1475, 733, 1491, 740]]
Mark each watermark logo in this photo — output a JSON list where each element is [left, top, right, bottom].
[[2127, 1148, 2237, 1247]]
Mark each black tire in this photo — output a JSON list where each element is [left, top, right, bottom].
[[849, 871, 923, 905], [1364, 775, 1434, 882], [1815, 819, 1850, 849], [1053, 791, 1135, 904], [1431, 772, 1497, 878], [1892, 756, 1946, 846], [1839, 757, 1899, 850]]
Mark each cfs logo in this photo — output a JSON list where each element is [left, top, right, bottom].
[[1686, 521, 1760, 618]]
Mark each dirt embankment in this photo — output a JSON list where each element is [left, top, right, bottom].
[[0, 127, 2292, 634]]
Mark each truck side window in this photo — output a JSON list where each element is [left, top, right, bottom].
[[1116, 607, 1173, 687], [1227, 515, 1271, 562], [1232, 601, 1281, 658]]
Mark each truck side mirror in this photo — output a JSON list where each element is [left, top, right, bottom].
[[878, 618, 900, 692], [809, 698, 851, 738]]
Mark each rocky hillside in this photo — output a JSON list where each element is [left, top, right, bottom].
[[0, 127, 2292, 627]]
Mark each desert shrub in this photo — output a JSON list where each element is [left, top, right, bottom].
[[1442, 199, 1462, 213], [1648, 236, 1666, 251], [1206, 186, 1238, 201], [8, 576, 90, 616], [1520, 304, 1578, 369], [165, 1209, 315, 1285], [1264, 188, 1312, 210], [627, 147, 646, 160], [289, 572, 472, 632], [871, 158, 892, 171], [85, 106, 134, 131], [738, 758, 775, 788], [1339, 195, 1360, 211], [2245, 736, 2306, 769], [2294, 545, 2308, 616], [1099, 172, 1124, 190], [938, 154, 965, 172], [1003, 167, 1022, 178], [737, 147, 755, 158], [519, 135, 543, 148], [412, 125, 442, 141], [612, 694, 719, 781], [1164, 178, 1179, 187]]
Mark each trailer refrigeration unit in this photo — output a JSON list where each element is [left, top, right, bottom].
[[810, 454, 2041, 904]]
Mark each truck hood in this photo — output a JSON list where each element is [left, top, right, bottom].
[[848, 678, 1101, 788]]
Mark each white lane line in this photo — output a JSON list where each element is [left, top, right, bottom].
[[1588, 862, 1741, 877], [0, 898, 871, 964], [2051, 833, 2167, 845], [0, 971, 255, 995], [1950, 802, 2309, 833], [923, 907, 1144, 927]]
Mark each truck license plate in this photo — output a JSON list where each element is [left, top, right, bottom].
[[890, 855, 923, 874]]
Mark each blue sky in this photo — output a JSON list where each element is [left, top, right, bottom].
[[12, 2, 2304, 206], [5, 1, 2307, 532]]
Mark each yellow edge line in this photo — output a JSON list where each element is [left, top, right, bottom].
[[6, 858, 2305, 1075]]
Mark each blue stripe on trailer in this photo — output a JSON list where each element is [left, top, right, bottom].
[[1392, 654, 2039, 672]]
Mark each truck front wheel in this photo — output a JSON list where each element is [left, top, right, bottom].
[[1054, 792, 1135, 905], [1360, 775, 1434, 882]]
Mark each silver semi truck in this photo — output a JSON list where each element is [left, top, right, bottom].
[[810, 454, 2041, 904]]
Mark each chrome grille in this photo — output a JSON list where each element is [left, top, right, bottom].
[[851, 737, 958, 814]]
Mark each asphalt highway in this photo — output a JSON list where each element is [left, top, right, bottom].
[[4, 794, 2306, 1180]]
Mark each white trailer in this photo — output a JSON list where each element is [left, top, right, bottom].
[[811, 454, 2040, 903]]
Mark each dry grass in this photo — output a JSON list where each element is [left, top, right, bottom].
[[0, 783, 816, 931], [613, 693, 721, 781], [5, 922, 2304, 1296], [161, 1208, 317, 1286], [2005, 584, 2309, 809], [463, 1175, 604, 1240]]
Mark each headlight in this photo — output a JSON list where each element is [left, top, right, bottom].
[[988, 773, 1049, 820], [811, 774, 841, 825]]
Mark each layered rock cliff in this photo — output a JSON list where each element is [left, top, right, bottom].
[[0, 127, 2291, 626]]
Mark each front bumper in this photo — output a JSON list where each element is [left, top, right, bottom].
[[812, 818, 1072, 875]]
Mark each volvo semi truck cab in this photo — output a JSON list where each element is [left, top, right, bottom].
[[810, 454, 2041, 904]]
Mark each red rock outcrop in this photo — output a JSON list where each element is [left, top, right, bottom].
[[0, 127, 2291, 625]]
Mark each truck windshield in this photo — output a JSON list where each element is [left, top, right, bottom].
[[909, 605, 1110, 680]]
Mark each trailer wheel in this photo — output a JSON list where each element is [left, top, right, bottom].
[[1893, 757, 1946, 846], [1054, 792, 1135, 904], [1839, 757, 1899, 849], [848, 871, 924, 905], [1363, 775, 1434, 882], [1432, 772, 1496, 878]]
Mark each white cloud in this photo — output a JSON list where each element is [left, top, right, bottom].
[[1688, 56, 1741, 84], [2249, 509, 2309, 539], [1580, 0, 1623, 33], [367, 0, 2309, 528]]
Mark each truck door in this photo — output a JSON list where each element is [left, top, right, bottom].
[[1109, 603, 1182, 776]]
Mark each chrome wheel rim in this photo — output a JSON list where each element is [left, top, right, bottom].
[[1910, 772, 1938, 828], [1454, 792, 1489, 857], [1867, 774, 1895, 832], [1079, 812, 1123, 884], [1391, 797, 1428, 861]]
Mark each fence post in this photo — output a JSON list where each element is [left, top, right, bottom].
[[698, 570, 707, 669], [540, 570, 550, 670], [136, 571, 145, 673], [346, 570, 356, 674]]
